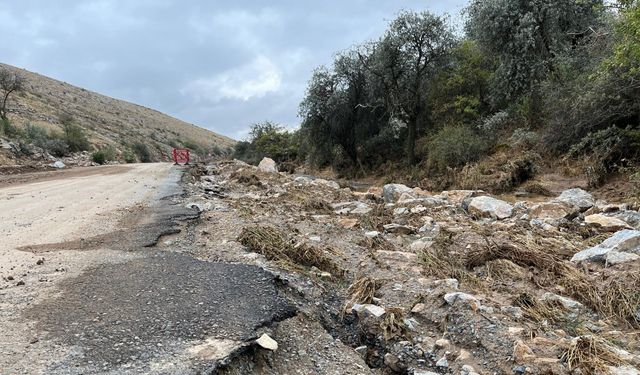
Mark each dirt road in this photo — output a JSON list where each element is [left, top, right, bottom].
[[0, 163, 292, 374]]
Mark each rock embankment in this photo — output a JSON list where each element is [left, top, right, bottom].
[[185, 160, 640, 375]]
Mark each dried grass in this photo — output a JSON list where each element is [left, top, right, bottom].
[[561, 336, 624, 373], [238, 226, 344, 277], [344, 276, 381, 311], [513, 292, 566, 324], [485, 259, 526, 282], [418, 229, 483, 288], [380, 307, 409, 341]]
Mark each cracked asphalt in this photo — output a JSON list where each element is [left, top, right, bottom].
[[0, 163, 294, 374]]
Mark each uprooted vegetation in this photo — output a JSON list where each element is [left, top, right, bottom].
[[186, 159, 640, 374], [238, 225, 345, 278]]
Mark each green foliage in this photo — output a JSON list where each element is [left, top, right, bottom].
[[24, 123, 49, 147], [429, 40, 494, 127], [0, 118, 18, 137], [466, 0, 603, 106], [59, 115, 90, 152], [233, 121, 298, 165], [92, 147, 116, 165], [606, 1, 640, 76], [132, 142, 152, 163], [44, 139, 70, 157], [123, 150, 136, 163], [425, 125, 491, 174]]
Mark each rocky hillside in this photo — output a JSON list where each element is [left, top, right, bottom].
[[0, 62, 234, 165], [178, 159, 639, 374]]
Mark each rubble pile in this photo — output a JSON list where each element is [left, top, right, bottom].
[[185, 158, 640, 375]]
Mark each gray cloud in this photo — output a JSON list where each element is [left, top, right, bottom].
[[0, 0, 467, 140]]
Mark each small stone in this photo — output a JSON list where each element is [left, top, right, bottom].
[[352, 304, 386, 318], [338, 218, 359, 229], [256, 333, 278, 351], [364, 231, 380, 238], [435, 356, 449, 368], [354, 345, 367, 357], [16, 280, 25, 286], [435, 339, 450, 349], [585, 214, 630, 232], [443, 292, 479, 310], [382, 184, 414, 203], [36, 258, 44, 265], [411, 303, 427, 314], [513, 340, 535, 363]]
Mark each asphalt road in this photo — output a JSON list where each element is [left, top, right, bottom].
[[0, 163, 293, 374]]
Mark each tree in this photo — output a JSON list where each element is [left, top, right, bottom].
[[0, 68, 25, 120], [466, 0, 603, 115], [363, 11, 455, 165]]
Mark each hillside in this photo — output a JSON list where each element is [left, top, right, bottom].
[[0, 62, 235, 165]]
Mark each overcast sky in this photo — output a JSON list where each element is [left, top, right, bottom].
[[1, 1, 468, 140]]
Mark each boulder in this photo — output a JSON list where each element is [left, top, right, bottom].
[[51, 160, 66, 169], [467, 196, 513, 220], [258, 157, 278, 173], [444, 292, 480, 309], [438, 190, 484, 205], [585, 214, 630, 232], [383, 184, 414, 203], [554, 188, 594, 212], [571, 229, 640, 264], [529, 201, 578, 222], [612, 210, 640, 228], [313, 178, 340, 190]]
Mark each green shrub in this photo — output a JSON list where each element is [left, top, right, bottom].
[[1, 118, 18, 137], [44, 139, 70, 157], [24, 123, 49, 147], [91, 147, 116, 165], [123, 150, 136, 163], [425, 125, 491, 174], [132, 142, 152, 162], [62, 122, 90, 152]]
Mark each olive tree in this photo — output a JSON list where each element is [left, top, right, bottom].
[[466, 0, 603, 113], [363, 11, 455, 165], [0, 68, 25, 120]]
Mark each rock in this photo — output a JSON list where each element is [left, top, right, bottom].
[[435, 356, 449, 368], [612, 210, 640, 228], [293, 176, 313, 184], [571, 229, 640, 264], [258, 157, 278, 173], [529, 201, 578, 222], [608, 366, 640, 375], [585, 214, 630, 232], [185, 202, 205, 212], [51, 160, 66, 169], [461, 365, 479, 375], [555, 188, 594, 212], [383, 223, 416, 235], [382, 184, 414, 203], [364, 231, 380, 238], [338, 218, 359, 229], [468, 196, 513, 220], [433, 278, 459, 290], [411, 303, 427, 314], [332, 201, 371, 215], [352, 304, 386, 318], [435, 339, 450, 349], [443, 292, 479, 310], [350, 203, 372, 215], [313, 178, 340, 190], [384, 353, 403, 372], [415, 372, 440, 375], [513, 340, 535, 363], [393, 207, 408, 216], [256, 333, 278, 351], [501, 306, 524, 319], [439, 190, 484, 205], [410, 239, 432, 252], [541, 292, 583, 311]]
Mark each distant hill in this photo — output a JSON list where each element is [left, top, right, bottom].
[[0, 62, 235, 162]]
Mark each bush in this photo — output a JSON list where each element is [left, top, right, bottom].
[[92, 147, 116, 165], [44, 139, 70, 157], [63, 122, 90, 152], [132, 142, 152, 162], [1, 118, 18, 137], [123, 150, 136, 163], [24, 123, 49, 147], [425, 125, 491, 174]]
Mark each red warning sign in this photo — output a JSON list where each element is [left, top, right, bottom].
[[172, 148, 190, 165]]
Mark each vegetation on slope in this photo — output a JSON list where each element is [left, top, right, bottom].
[[237, 0, 640, 193]]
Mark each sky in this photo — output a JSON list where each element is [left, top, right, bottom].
[[1, 1, 468, 140]]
